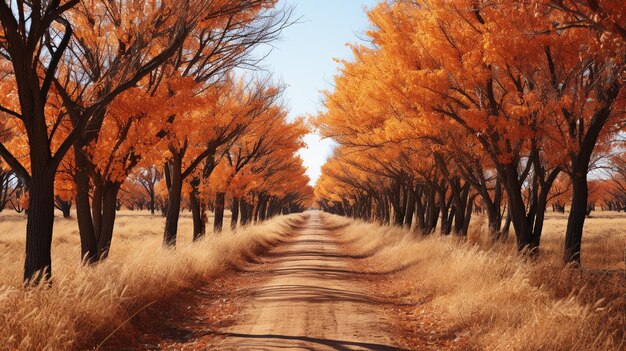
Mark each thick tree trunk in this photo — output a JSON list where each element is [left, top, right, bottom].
[[74, 155, 98, 263], [530, 186, 551, 251], [461, 195, 476, 235], [214, 192, 225, 233], [486, 204, 503, 239], [390, 184, 406, 226], [452, 183, 469, 235], [240, 198, 250, 226], [95, 183, 120, 260], [425, 185, 439, 234], [438, 184, 453, 235], [163, 155, 183, 246], [254, 195, 267, 222], [414, 191, 426, 233], [91, 182, 104, 252], [190, 186, 204, 241], [503, 164, 533, 251], [404, 188, 415, 228], [258, 196, 268, 222], [564, 174, 588, 265], [23, 174, 55, 284], [382, 196, 390, 224], [245, 200, 253, 224], [231, 197, 240, 230]]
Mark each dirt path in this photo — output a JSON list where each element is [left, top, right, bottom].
[[202, 211, 406, 350]]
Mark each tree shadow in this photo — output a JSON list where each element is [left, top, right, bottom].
[[206, 332, 409, 351]]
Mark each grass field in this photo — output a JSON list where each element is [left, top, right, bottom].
[[0, 210, 294, 350], [0, 209, 624, 350], [471, 211, 626, 270], [326, 210, 626, 351]]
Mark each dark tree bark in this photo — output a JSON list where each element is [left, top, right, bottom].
[[404, 186, 415, 228], [190, 186, 204, 241], [414, 187, 426, 232], [54, 196, 72, 218], [95, 183, 120, 260], [214, 192, 226, 233], [258, 195, 269, 222], [231, 197, 240, 230], [563, 83, 620, 265], [24, 174, 55, 284], [437, 181, 454, 235], [240, 198, 251, 226], [164, 153, 183, 246], [73, 159, 97, 262]]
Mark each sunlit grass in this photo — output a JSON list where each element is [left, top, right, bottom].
[[0, 210, 299, 350], [326, 211, 626, 351]]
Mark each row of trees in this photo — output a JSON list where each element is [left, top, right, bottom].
[[0, 0, 312, 283], [315, 0, 625, 265]]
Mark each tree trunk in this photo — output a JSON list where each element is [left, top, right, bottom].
[[95, 183, 120, 260], [438, 184, 453, 235], [486, 203, 503, 240], [163, 155, 183, 246], [149, 189, 155, 215], [404, 188, 415, 228], [255, 196, 269, 222], [240, 198, 250, 226], [414, 190, 426, 233], [501, 208, 512, 241], [74, 154, 98, 263], [214, 192, 225, 233], [23, 174, 55, 284], [502, 164, 533, 251], [425, 185, 439, 234], [54, 196, 72, 218], [231, 197, 240, 230], [190, 186, 204, 241], [564, 174, 587, 265]]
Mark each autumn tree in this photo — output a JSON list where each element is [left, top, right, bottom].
[[154, 1, 292, 245], [209, 107, 307, 232], [316, 0, 624, 266], [161, 78, 285, 245], [538, 0, 626, 264], [0, 159, 17, 212], [132, 166, 161, 214], [0, 0, 213, 282]]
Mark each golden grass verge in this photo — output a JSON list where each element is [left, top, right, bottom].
[[0, 211, 304, 350], [324, 213, 625, 351]]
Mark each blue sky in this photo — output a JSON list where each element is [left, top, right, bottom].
[[260, 0, 379, 185]]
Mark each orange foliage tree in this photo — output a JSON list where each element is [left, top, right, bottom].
[[316, 0, 625, 265], [0, 0, 307, 281]]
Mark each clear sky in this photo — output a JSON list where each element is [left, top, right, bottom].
[[260, 0, 379, 185]]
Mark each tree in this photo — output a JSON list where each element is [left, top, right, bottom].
[[538, 0, 626, 264], [133, 166, 161, 214], [219, 115, 308, 231], [0, 0, 81, 283], [0, 0, 209, 282], [154, 0, 293, 245], [161, 78, 284, 245], [315, 0, 624, 265]]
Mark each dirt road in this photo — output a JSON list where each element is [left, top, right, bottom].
[[204, 211, 406, 350]]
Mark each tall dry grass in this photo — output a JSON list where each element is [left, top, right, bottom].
[[325, 212, 626, 351], [0, 210, 299, 350]]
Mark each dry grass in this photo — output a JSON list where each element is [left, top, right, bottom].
[[326, 212, 626, 351], [0, 210, 298, 351], [466, 211, 626, 270]]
